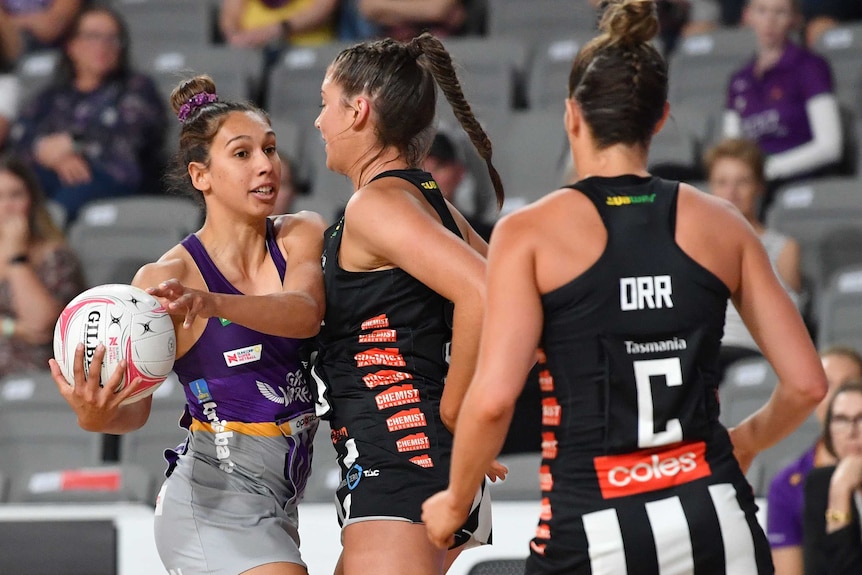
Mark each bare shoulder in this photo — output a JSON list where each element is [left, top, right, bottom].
[[492, 187, 578, 247], [272, 211, 328, 238], [131, 243, 194, 291]]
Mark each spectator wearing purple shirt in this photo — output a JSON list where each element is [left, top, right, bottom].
[[9, 5, 167, 223], [723, 0, 842, 192], [767, 345, 862, 575]]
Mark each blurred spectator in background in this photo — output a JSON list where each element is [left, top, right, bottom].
[[0, 155, 84, 377], [219, 0, 339, 48], [683, 0, 745, 35], [355, 0, 468, 42], [423, 131, 493, 241], [0, 16, 20, 152], [704, 138, 801, 378], [723, 0, 842, 199], [9, 5, 167, 224], [803, 379, 862, 575], [768, 346, 862, 575], [802, 0, 862, 47], [0, 0, 82, 58]]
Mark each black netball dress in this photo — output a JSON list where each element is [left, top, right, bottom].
[[529, 175, 772, 574]]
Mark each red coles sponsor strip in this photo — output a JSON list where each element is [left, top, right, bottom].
[[63, 469, 122, 491], [358, 329, 397, 344], [361, 314, 389, 330], [355, 348, 406, 368], [593, 441, 711, 499], [538, 369, 554, 392], [409, 454, 434, 468], [362, 370, 413, 389], [542, 397, 561, 426], [396, 432, 430, 452], [541, 432, 558, 459], [386, 408, 427, 432], [540, 465, 553, 492], [375, 384, 420, 410]]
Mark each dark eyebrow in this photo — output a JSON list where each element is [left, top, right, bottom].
[[225, 135, 252, 147]]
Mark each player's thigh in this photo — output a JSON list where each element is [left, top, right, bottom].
[[242, 562, 307, 575], [341, 520, 446, 575]]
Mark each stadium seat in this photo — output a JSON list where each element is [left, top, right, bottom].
[[0, 370, 103, 489], [7, 463, 156, 504], [118, 372, 188, 495], [813, 22, 862, 117], [747, 416, 820, 498], [440, 36, 528, 113], [764, 177, 862, 301], [525, 33, 595, 112], [486, 0, 599, 44], [493, 109, 570, 210], [719, 357, 778, 428], [817, 264, 862, 352], [113, 0, 216, 48], [489, 452, 542, 501], [265, 41, 354, 128], [12, 49, 59, 106], [300, 127, 353, 224], [467, 559, 528, 575], [648, 116, 701, 181], [67, 195, 203, 287], [134, 44, 261, 104], [667, 26, 756, 110]]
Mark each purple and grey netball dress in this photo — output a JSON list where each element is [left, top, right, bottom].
[[154, 219, 317, 575]]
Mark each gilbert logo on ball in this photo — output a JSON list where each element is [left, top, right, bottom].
[[53, 284, 176, 405]]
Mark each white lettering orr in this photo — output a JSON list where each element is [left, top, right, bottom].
[[620, 275, 673, 311]]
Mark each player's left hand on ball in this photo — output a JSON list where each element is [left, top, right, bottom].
[[147, 278, 216, 329], [421, 490, 466, 550], [49, 343, 142, 432]]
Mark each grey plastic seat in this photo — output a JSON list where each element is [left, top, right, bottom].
[[486, 0, 599, 44], [113, 0, 215, 48], [814, 22, 862, 116], [67, 195, 203, 287], [817, 264, 862, 352]]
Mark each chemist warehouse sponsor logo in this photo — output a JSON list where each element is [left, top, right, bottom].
[[386, 408, 427, 432], [396, 432, 430, 453], [361, 314, 389, 330], [410, 454, 434, 468], [223, 344, 262, 367], [355, 348, 406, 368], [375, 384, 421, 410], [358, 329, 397, 344], [363, 370, 413, 389], [593, 441, 711, 499], [606, 193, 656, 206]]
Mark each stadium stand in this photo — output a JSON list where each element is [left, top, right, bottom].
[[486, 0, 600, 44], [817, 264, 862, 352], [813, 21, 862, 118]]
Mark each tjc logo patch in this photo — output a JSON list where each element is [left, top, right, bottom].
[[223, 344, 263, 367]]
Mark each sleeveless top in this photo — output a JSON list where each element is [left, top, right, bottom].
[[168, 219, 317, 504], [722, 228, 799, 350], [313, 169, 461, 450], [539, 175, 736, 501]]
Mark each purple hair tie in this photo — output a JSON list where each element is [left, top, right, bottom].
[[177, 92, 219, 123]]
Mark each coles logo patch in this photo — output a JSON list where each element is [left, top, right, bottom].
[[223, 344, 262, 367], [593, 441, 711, 499]]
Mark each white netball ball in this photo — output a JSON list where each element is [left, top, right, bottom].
[[53, 284, 176, 405]]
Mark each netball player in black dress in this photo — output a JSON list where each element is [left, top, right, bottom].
[[310, 33, 506, 575], [423, 1, 828, 574]]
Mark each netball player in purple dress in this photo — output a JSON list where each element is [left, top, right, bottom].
[[50, 74, 326, 575]]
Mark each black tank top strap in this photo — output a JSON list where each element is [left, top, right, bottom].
[[369, 169, 463, 240]]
